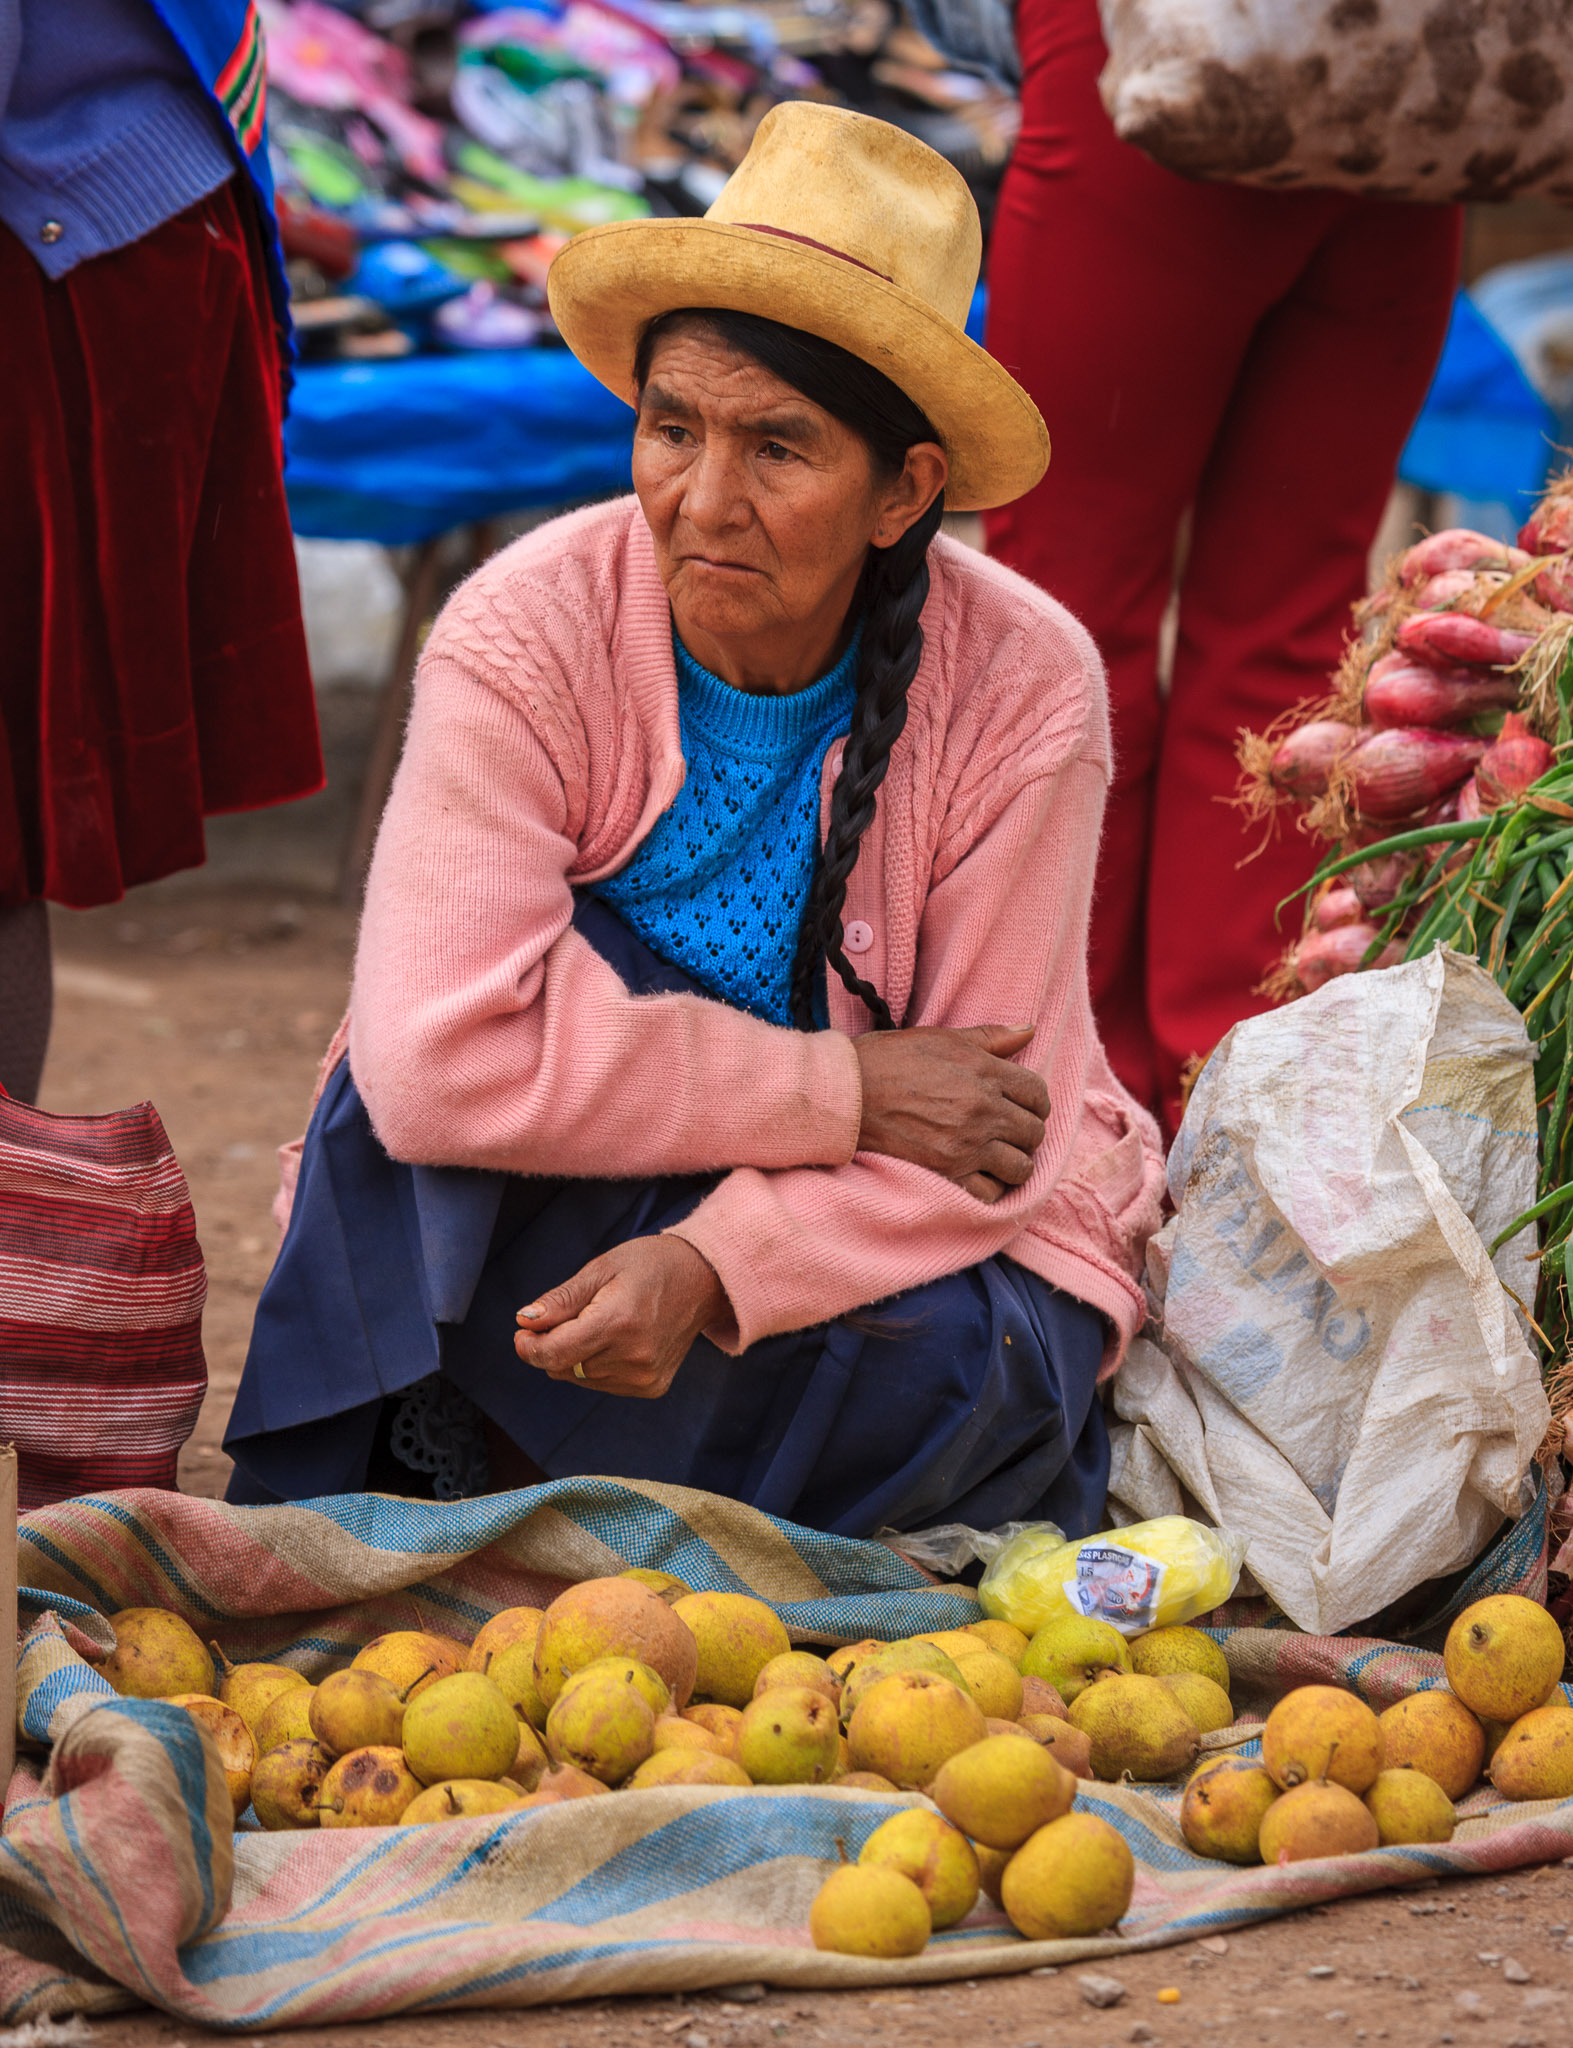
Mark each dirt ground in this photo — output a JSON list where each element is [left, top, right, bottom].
[[33, 887, 1573, 2048]]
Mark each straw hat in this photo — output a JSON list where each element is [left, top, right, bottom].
[[547, 102, 1049, 512]]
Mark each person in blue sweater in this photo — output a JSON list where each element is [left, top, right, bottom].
[[0, 0, 322, 1102]]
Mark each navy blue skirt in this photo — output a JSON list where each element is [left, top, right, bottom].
[[224, 901, 1110, 1539]]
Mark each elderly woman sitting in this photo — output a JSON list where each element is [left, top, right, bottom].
[[225, 104, 1164, 1536]]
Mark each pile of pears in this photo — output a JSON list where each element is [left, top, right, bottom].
[[87, 1574, 1570, 1928]]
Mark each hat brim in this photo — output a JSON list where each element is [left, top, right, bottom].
[[547, 218, 1049, 513]]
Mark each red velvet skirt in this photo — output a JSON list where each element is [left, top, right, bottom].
[[0, 180, 323, 909]]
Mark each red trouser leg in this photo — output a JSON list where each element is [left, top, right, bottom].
[[986, 0, 1459, 1132]]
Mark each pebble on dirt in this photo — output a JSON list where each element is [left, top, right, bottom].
[[1077, 1974, 1127, 2008]]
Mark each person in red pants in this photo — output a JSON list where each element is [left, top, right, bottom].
[[985, 0, 1461, 1137]]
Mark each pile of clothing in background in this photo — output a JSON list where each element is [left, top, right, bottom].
[[265, 0, 1020, 358]]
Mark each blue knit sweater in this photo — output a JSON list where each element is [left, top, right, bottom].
[[593, 629, 861, 1027]]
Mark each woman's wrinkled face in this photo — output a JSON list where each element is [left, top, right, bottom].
[[632, 324, 938, 685]]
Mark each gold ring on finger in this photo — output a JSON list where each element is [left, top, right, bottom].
[[573, 1361, 586, 1381]]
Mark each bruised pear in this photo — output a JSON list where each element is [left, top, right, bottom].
[[1364, 1768, 1455, 1845], [317, 1746, 422, 1826], [101, 1609, 214, 1700], [625, 1748, 751, 1788], [1261, 1686, 1383, 1793], [400, 1779, 523, 1825], [1377, 1691, 1484, 1800], [511, 1717, 548, 1791], [166, 1695, 256, 1818], [1488, 1703, 1573, 1801], [1180, 1758, 1278, 1864], [859, 1809, 979, 1929], [519, 1761, 609, 1806], [681, 1702, 744, 1759], [810, 1863, 930, 1956], [1259, 1779, 1378, 1863], [931, 1732, 1075, 1849], [1019, 1675, 1069, 1721], [309, 1669, 407, 1757], [534, 1578, 698, 1710], [753, 1652, 841, 1708], [1001, 1812, 1134, 1938], [1131, 1627, 1231, 1695], [466, 1607, 545, 1674], [545, 1664, 656, 1784], [255, 1684, 317, 1754], [250, 1739, 331, 1830], [403, 1672, 521, 1785], [949, 1648, 1023, 1722], [1444, 1596, 1565, 1723], [351, 1631, 458, 1701], [211, 1649, 309, 1737], [846, 1672, 988, 1789], [1020, 1615, 1132, 1704], [671, 1592, 790, 1709], [1018, 1715, 1094, 1779], [1158, 1670, 1234, 1735], [1067, 1673, 1201, 1781], [736, 1685, 840, 1785]]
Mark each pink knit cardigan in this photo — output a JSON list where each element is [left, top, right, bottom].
[[334, 497, 1164, 1368]]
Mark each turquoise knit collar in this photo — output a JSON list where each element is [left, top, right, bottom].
[[671, 623, 862, 759]]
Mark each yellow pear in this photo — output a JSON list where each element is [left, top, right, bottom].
[[846, 1672, 988, 1789], [545, 1665, 656, 1784], [965, 1619, 1029, 1666], [309, 1669, 407, 1758], [670, 1592, 790, 1708], [1261, 1686, 1384, 1793], [556, 1655, 669, 1719], [351, 1631, 459, 1701], [518, 1761, 609, 1806], [1364, 1768, 1455, 1845], [737, 1686, 840, 1785], [483, 1638, 550, 1732], [1180, 1758, 1278, 1864], [1259, 1779, 1379, 1862], [211, 1649, 309, 1736], [1158, 1670, 1234, 1735], [624, 1749, 750, 1789], [681, 1702, 745, 1760], [974, 1840, 1010, 1907], [1487, 1703, 1573, 1800], [810, 1864, 930, 1956], [917, 1629, 994, 1663], [619, 1568, 690, 1601], [836, 1770, 899, 1792], [534, 1578, 699, 1710], [250, 1739, 331, 1829], [752, 1652, 841, 1708], [840, 1640, 975, 1723], [466, 1606, 545, 1674], [1020, 1616, 1132, 1704], [1067, 1673, 1201, 1781], [402, 1672, 521, 1785], [826, 1639, 881, 1682], [1130, 1626, 1231, 1694], [949, 1648, 1024, 1722], [1443, 1596, 1565, 1723], [1001, 1813, 1134, 1938], [101, 1609, 214, 1700], [931, 1732, 1076, 1849], [400, 1779, 523, 1825], [652, 1717, 722, 1755], [511, 1718, 548, 1791], [317, 1746, 423, 1826], [859, 1810, 979, 1930], [166, 1695, 255, 1818], [1377, 1692, 1484, 1800], [254, 1684, 318, 1754]]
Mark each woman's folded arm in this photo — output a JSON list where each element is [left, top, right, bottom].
[[350, 656, 862, 1179]]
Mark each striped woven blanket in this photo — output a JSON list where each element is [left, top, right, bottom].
[[2, 1480, 1569, 2031]]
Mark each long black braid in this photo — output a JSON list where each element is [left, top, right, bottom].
[[634, 307, 944, 1032]]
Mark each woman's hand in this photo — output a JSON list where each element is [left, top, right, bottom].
[[514, 1235, 727, 1398], [854, 1022, 1049, 1204]]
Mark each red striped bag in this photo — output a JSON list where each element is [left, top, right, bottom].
[[0, 1094, 206, 1509]]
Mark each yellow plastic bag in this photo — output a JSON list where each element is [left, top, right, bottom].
[[977, 1516, 1248, 1638]]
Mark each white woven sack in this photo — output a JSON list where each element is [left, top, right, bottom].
[[1107, 947, 1551, 1635], [1097, 0, 1573, 204]]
